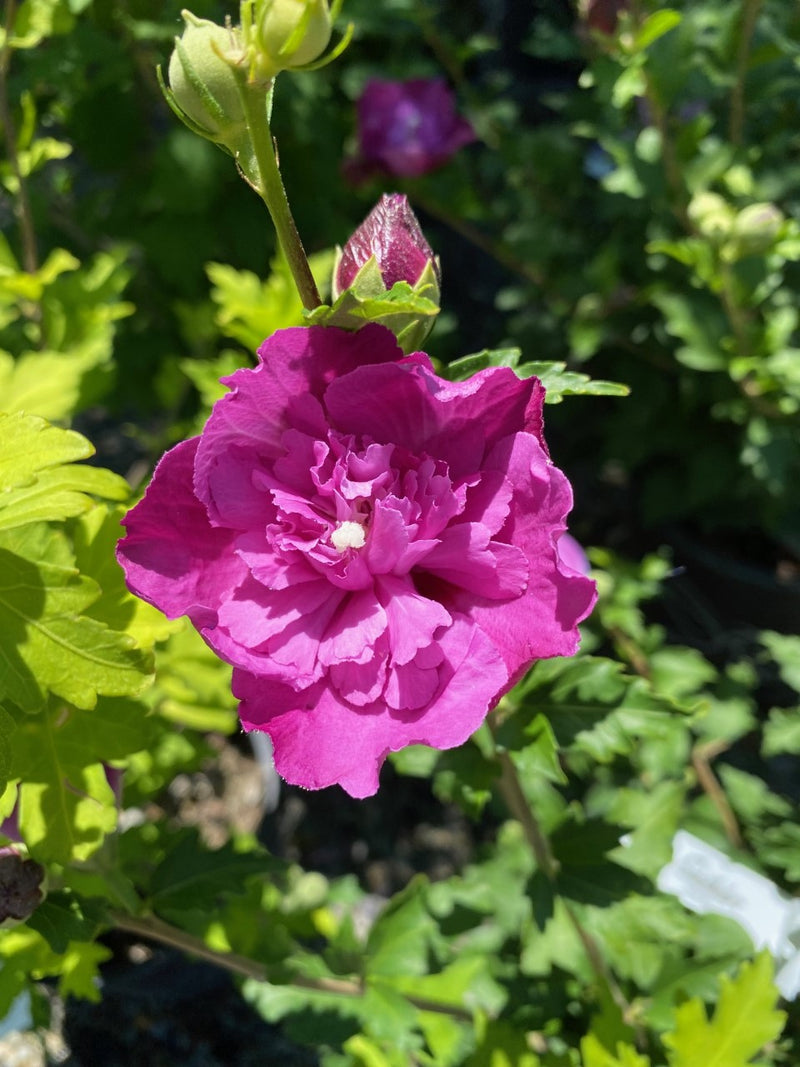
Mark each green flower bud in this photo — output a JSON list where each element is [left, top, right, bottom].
[[688, 191, 735, 244], [731, 202, 784, 257], [255, 0, 332, 77], [167, 11, 247, 146]]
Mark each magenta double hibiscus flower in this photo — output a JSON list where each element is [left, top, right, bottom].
[[117, 325, 595, 796]]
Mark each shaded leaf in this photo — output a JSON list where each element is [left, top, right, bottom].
[[0, 524, 152, 711]]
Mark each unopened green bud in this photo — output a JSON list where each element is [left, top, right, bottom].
[[255, 0, 332, 77], [167, 11, 247, 147], [730, 202, 784, 257], [688, 191, 735, 244]]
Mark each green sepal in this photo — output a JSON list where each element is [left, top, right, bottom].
[[304, 278, 440, 354]]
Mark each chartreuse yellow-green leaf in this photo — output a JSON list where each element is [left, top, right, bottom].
[[662, 953, 786, 1067], [581, 1034, 651, 1067], [10, 703, 118, 864], [0, 523, 152, 711], [0, 411, 129, 531]]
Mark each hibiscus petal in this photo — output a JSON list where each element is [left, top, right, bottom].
[[376, 574, 451, 665], [232, 616, 508, 797], [194, 325, 403, 511], [116, 438, 247, 629], [451, 431, 597, 675], [324, 358, 542, 480], [218, 575, 339, 649], [329, 652, 387, 706], [421, 523, 529, 600], [318, 590, 388, 665], [384, 657, 440, 711]]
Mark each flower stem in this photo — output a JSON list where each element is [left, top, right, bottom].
[[112, 911, 473, 1021], [235, 76, 321, 310]]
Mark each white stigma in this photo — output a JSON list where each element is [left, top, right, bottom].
[[330, 520, 366, 552]]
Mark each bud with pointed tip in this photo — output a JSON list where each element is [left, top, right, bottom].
[[333, 193, 441, 302]]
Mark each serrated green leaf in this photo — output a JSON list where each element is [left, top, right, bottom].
[[0, 412, 128, 531], [57, 940, 111, 1002], [0, 461, 129, 532], [11, 708, 118, 863], [515, 361, 630, 403], [149, 830, 274, 914], [760, 631, 800, 692], [361, 981, 421, 1049], [581, 1034, 650, 1067], [761, 706, 800, 757], [71, 505, 179, 650], [663, 953, 785, 1067], [446, 347, 522, 380], [0, 410, 90, 487], [0, 524, 152, 711], [607, 780, 686, 879], [751, 822, 800, 882], [0, 349, 98, 421], [25, 890, 106, 954], [519, 656, 685, 764], [208, 250, 333, 351], [551, 819, 651, 907], [150, 623, 237, 732], [388, 954, 504, 1018], [366, 877, 436, 979]]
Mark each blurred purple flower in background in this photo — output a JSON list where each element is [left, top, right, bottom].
[[346, 78, 475, 181]]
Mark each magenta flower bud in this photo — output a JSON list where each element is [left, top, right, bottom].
[[347, 78, 475, 181], [333, 193, 440, 299]]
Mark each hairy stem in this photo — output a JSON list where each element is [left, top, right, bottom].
[[0, 0, 39, 275], [112, 912, 473, 1021], [235, 77, 321, 309]]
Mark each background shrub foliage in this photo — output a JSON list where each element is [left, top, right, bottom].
[[1, 0, 799, 1063]]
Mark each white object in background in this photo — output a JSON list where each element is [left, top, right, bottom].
[[658, 830, 800, 999]]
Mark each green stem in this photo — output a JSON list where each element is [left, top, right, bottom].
[[495, 748, 559, 879], [488, 724, 635, 1023], [729, 0, 763, 147], [235, 76, 321, 310], [112, 912, 474, 1022]]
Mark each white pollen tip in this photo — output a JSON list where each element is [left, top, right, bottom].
[[331, 520, 366, 552]]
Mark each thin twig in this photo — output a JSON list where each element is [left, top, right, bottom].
[[691, 741, 743, 849], [112, 912, 474, 1021]]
